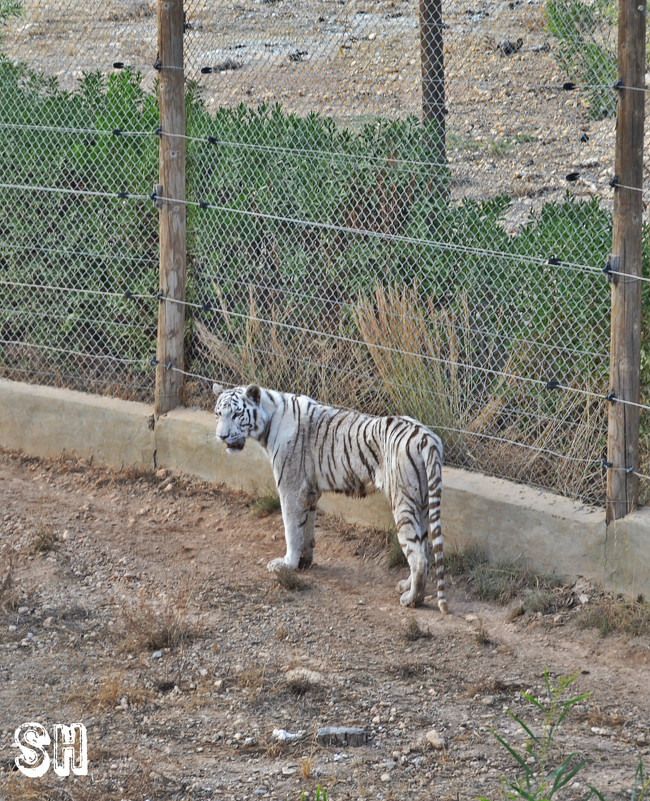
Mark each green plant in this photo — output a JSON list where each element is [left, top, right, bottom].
[[480, 669, 596, 800], [301, 787, 327, 801], [631, 758, 650, 801], [251, 488, 282, 518], [545, 0, 617, 119]]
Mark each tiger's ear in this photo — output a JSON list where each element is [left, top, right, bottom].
[[244, 384, 261, 405], [212, 383, 223, 397]]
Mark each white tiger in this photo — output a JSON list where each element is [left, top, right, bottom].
[[213, 384, 447, 611]]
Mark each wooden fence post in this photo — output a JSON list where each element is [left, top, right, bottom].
[[419, 0, 446, 167], [155, 0, 186, 416], [606, 0, 646, 522]]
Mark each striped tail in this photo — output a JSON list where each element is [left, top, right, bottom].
[[427, 439, 447, 614]]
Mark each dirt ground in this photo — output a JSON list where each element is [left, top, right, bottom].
[[0, 447, 648, 801]]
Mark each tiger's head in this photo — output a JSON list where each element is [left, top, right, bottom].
[[213, 384, 265, 452]]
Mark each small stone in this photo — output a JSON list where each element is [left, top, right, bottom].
[[380, 772, 392, 782], [317, 726, 368, 747], [285, 667, 325, 686], [281, 766, 297, 776], [155, 468, 168, 480], [272, 729, 304, 742], [151, 650, 163, 660], [425, 729, 445, 750], [62, 529, 76, 541]]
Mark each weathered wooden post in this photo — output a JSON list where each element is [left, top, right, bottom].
[[606, 0, 645, 521], [419, 0, 446, 167], [155, 0, 186, 415]]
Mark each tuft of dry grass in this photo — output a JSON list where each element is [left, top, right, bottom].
[[354, 283, 607, 503], [386, 529, 407, 568], [196, 285, 372, 411], [119, 586, 199, 653], [30, 521, 58, 554], [405, 618, 432, 641], [0, 545, 19, 611], [251, 489, 282, 518], [447, 546, 561, 607], [273, 567, 308, 592], [576, 594, 650, 638]]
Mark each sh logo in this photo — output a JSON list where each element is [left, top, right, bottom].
[[13, 722, 88, 777]]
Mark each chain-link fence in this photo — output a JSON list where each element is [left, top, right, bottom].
[[0, 0, 645, 508]]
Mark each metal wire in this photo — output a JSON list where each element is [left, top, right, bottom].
[[0, 0, 644, 508]]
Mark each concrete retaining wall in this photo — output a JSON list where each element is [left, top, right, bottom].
[[1, 378, 648, 596]]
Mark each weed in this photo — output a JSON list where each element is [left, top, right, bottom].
[[386, 529, 407, 568], [405, 618, 432, 641], [273, 567, 308, 592], [447, 546, 561, 608], [474, 618, 492, 646], [545, 0, 617, 119], [576, 594, 650, 638], [301, 787, 327, 801], [120, 587, 198, 653], [0, 545, 18, 611], [251, 489, 282, 517], [238, 664, 266, 693], [30, 521, 58, 554], [480, 669, 595, 801]]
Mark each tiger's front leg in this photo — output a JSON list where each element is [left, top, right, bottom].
[[267, 487, 317, 574]]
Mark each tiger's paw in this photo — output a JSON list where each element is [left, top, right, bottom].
[[397, 577, 411, 594], [267, 557, 292, 573]]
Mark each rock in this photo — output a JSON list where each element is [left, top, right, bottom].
[[151, 650, 163, 660], [380, 772, 392, 782], [285, 667, 325, 686], [498, 38, 523, 56], [62, 529, 76, 541], [272, 728, 305, 742], [317, 726, 368, 747], [425, 729, 445, 750], [156, 468, 168, 480]]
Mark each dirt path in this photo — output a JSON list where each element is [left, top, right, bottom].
[[0, 448, 648, 801]]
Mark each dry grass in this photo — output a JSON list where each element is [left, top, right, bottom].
[[404, 618, 432, 641], [354, 284, 607, 503], [576, 594, 650, 638], [386, 529, 407, 568], [273, 567, 309, 592], [196, 285, 372, 410], [119, 586, 200, 653], [446, 545, 562, 609], [0, 545, 19, 611], [30, 521, 58, 554]]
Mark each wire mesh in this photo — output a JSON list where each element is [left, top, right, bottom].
[[0, 0, 641, 506]]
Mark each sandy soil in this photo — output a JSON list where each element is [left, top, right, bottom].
[[0, 447, 648, 801]]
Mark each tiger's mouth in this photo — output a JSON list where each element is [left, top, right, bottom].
[[226, 440, 246, 452]]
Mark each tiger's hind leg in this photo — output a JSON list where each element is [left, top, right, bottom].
[[393, 502, 430, 607], [298, 506, 317, 570]]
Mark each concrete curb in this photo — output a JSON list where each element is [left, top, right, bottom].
[[1, 378, 648, 596]]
